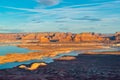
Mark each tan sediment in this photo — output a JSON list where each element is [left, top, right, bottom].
[[55, 56, 76, 61], [0, 50, 73, 64], [28, 63, 47, 70]]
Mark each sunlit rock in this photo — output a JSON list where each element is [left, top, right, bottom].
[[40, 36, 50, 42], [28, 62, 47, 70], [56, 56, 76, 61]]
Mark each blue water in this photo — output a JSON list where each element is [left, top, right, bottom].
[[90, 48, 120, 52], [0, 58, 54, 69], [0, 46, 35, 56]]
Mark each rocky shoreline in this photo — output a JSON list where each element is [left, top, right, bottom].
[[0, 54, 120, 80]]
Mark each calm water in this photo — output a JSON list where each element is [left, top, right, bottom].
[[0, 46, 35, 56], [89, 47, 120, 52], [0, 58, 54, 69]]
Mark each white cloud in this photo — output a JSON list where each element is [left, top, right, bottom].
[[36, 0, 61, 6]]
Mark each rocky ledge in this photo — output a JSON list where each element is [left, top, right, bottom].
[[0, 54, 120, 80]]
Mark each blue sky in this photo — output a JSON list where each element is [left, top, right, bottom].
[[0, 0, 120, 33]]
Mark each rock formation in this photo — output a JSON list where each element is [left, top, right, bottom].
[[115, 32, 120, 42], [40, 36, 49, 42], [0, 33, 24, 42], [22, 33, 36, 40], [74, 34, 81, 42], [21, 32, 104, 43], [19, 62, 47, 70], [0, 32, 119, 43], [74, 32, 103, 42], [56, 56, 76, 60]]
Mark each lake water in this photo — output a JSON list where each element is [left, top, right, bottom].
[[0, 46, 120, 69], [0, 58, 54, 69], [0, 50, 79, 69], [0, 46, 35, 56], [89, 47, 120, 52]]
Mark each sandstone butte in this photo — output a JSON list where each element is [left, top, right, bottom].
[[0, 32, 120, 43], [115, 32, 120, 42], [21, 32, 105, 43]]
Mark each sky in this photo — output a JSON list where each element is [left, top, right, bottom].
[[0, 0, 120, 33]]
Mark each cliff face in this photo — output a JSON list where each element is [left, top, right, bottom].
[[21, 32, 104, 43], [115, 32, 120, 42], [74, 33, 103, 42], [22, 34, 36, 40], [40, 36, 49, 42], [0, 33, 23, 40], [0, 33, 25, 43], [0, 32, 119, 43]]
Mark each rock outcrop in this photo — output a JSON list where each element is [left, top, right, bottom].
[[19, 62, 47, 70], [115, 32, 120, 42], [0, 54, 120, 80], [0, 33, 24, 42], [40, 36, 50, 42], [56, 56, 76, 60], [22, 33, 36, 40], [1, 32, 119, 43], [74, 32, 103, 42], [21, 32, 104, 43]]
